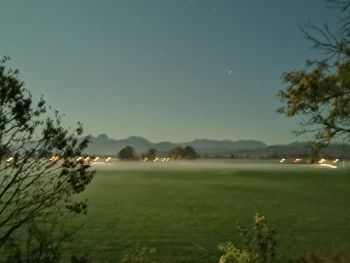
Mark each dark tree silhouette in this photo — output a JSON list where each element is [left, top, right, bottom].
[[118, 146, 139, 160], [146, 148, 157, 161], [278, 1, 350, 154], [0, 57, 94, 246], [169, 146, 184, 160], [169, 146, 199, 160], [183, 146, 200, 160]]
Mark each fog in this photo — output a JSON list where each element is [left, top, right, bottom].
[[91, 159, 349, 172]]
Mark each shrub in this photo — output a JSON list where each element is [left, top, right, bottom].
[[218, 213, 278, 263], [217, 242, 253, 263], [238, 213, 277, 263]]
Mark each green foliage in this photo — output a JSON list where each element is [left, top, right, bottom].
[[278, 0, 350, 152], [1, 216, 72, 263], [278, 60, 350, 150], [217, 242, 252, 263], [237, 214, 277, 263], [0, 215, 92, 263], [2, 226, 61, 263], [0, 57, 94, 246], [118, 146, 140, 161], [218, 214, 278, 263], [218, 213, 350, 263]]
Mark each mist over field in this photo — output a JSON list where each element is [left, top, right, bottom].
[[91, 159, 349, 171]]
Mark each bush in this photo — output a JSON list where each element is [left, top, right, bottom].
[[218, 213, 278, 263], [217, 242, 253, 263], [2, 222, 67, 263], [238, 213, 277, 263], [0, 215, 91, 263]]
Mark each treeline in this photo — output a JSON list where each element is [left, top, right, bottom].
[[116, 145, 349, 161], [117, 145, 200, 161]]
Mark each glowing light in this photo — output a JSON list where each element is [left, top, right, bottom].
[[143, 157, 148, 162], [279, 158, 286, 164], [76, 156, 83, 161], [105, 157, 111, 162], [333, 159, 339, 164], [320, 163, 338, 169], [50, 156, 59, 162], [318, 159, 326, 164], [94, 157, 100, 162], [294, 158, 302, 163], [6, 157, 14, 162], [84, 157, 90, 162]]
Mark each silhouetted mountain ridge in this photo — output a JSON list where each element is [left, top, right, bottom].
[[84, 135, 350, 158], [85, 135, 267, 155]]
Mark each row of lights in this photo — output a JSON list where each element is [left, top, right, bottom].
[[318, 158, 339, 164], [75, 156, 112, 163], [279, 158, 340, 164], [5, 156, 113, 163], [143, 157, 171, 162]]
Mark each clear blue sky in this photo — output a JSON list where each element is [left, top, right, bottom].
[[0, 0, 341, 144]]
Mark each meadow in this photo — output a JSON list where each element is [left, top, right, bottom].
[[66, 160, 350, 262]]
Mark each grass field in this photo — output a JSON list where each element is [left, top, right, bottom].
[[65, 160, 350, 262]]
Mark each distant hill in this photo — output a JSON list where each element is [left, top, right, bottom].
[[83, 134, 350, 158], [227, 141, 350, 159], [84, 134, 267, 155], [180, 139, 267, 153]]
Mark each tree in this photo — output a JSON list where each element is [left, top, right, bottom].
[[146, 148, 157, 161], [0, 57, 95, 246], [169, 146, 199, 160], [118, 146, 139, 160], [182, 146, 200, 160], [169, 146, 184, 160], [278, 1, 350, 154], [302, 0, 350, 63]]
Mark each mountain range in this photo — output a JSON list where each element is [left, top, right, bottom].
[[85, 134, 267, 155], [84, 134, 350, 158]]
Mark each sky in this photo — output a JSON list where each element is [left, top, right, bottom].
[[0, 0, 341, 144]]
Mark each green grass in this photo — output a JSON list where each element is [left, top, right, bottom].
[[65, 163, 350, 262]]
